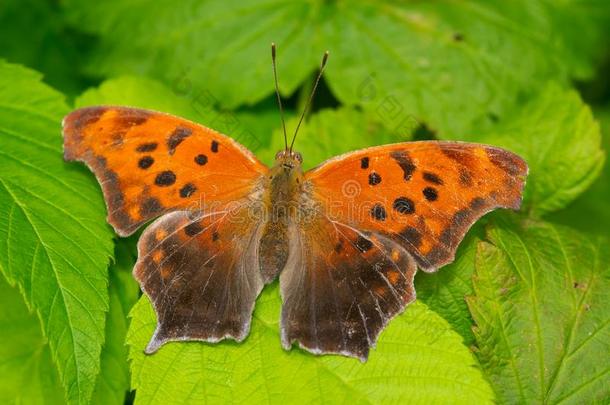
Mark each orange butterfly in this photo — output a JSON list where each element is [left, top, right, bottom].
[[63, 45, 527, 361]]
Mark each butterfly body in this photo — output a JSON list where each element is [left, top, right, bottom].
[[259, 150, 304, 283], [63, 106, 527, 361]]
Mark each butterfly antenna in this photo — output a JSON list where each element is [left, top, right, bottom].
[[289, 50, 329, 152], [271, 43, 288, 151]]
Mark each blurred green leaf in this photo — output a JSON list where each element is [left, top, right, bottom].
[[0, 61, 114, 404], [0, 0, 95, 96], [128, 284, 494, 404], [0, 275, 65, 404], [548, 107, 610, 234], [0, 255, 138, 405], [471, 84, 605, 217], [64, 0, 609, 136], [259, 106, 409, 169], [468, 218, 610, 403], [91, 243, 140, 405]]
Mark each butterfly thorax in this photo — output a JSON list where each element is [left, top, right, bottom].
[[258, 150, 307, 283]]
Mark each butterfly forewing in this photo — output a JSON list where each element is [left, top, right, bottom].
[[63, 106, 267, 236], [305, 141, 528, 271]]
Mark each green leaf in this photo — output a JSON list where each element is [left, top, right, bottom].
[[468, 218, 610, 403], [128, 284, 494, 403], [91, 242, 140, 405], [0, 61, 114, 404], [0, 275, 65, 404], [470, 84, 605, 217], [0, 0, 94, 96], [0, 252, 138, 405], [548, 107, 610, 234], [415, 229, 481, 347], [76, 75, 278, 152], [64, 0, 607, 135]]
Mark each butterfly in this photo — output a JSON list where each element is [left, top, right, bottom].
[[62, 45, 527, 361]]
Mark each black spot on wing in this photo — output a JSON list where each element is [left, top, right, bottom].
[[138, 156, 154, 169], [355, 235, 373, 253], [423, 187, 438, 201], [371, 204, 387, 221], [393, 197, 415, 214], [423, 172, 443, 185], [195, 154, 208, 165], [179, 183, 196, 198], [211, 140, 219, 153], [137, 142, 158, 152], [155, 171, 176, 186], [167, 126, 193, 155], [368, 172, 382, 186], [390, 150, 416, 181], [360, 157, 369, 169]]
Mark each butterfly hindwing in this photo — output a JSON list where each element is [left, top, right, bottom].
[[280, 217, 417, 361], [135, 203, 266, 352], [63, 106, 267, 236], [306, 141, 528, 271]]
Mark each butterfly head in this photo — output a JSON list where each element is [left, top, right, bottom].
[[274, 149, 303, 170]]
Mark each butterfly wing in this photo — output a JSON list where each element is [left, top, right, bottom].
[[63, 106, 269, 348], [280, 141, 527, 360], [281, 218, 417, 361], [305, 141, 528, 271], [63, 106, 267, 236], [135, 204, 265, 352]]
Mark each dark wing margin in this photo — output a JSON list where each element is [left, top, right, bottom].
[[279, 219, 417, 361], [135, 206, 265, 352]]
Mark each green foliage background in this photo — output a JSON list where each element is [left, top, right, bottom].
[[1, 1, 609, 403]]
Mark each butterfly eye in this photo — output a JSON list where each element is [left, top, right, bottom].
[[294, 152, 303, 163], [275, 150, 286, 160]]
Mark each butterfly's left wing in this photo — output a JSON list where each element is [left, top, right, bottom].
[[280, 141, 527, 360], [63, 106, 270, 349]]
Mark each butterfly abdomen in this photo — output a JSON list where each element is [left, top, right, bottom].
[[258, 155, 307, 283]]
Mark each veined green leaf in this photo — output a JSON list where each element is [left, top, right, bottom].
[[548, 107, 610, 235], [472, 84, 604, 217], [415, 230, 481, 347], [128, 284, 494, 404], [91, 241, 140, 405], [63, 0, 609, 136], [468, 218, 610, 403], [0, 61, 114, 404]]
